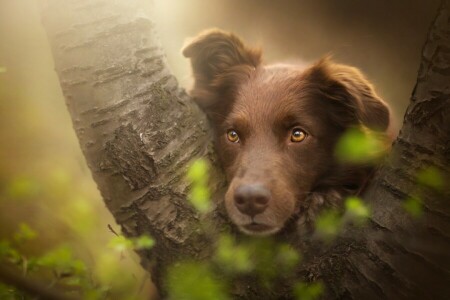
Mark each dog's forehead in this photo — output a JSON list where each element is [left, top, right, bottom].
[[228, 65, 316, 123]]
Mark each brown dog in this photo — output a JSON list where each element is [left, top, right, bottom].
[[183, 29, 391, 236]]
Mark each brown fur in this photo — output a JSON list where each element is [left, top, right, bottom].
[[183, 29, 391, 236]]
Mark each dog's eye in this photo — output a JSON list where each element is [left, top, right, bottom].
[[291, 128, 307, 142], [227, 130, 240, 143]]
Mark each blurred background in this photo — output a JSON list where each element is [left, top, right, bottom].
[[0, 0, 440, 297]]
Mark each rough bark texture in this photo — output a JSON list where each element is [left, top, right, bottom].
[[40, 0, 228, 292], [345, 2, 450, 298], [41, 0, 449, 299]]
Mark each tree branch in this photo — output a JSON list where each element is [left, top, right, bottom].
[[0, 265, 78, 300]]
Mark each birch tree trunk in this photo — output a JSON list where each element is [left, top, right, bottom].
[[41, 0, 449, 299], [40, 0, 228, 292]]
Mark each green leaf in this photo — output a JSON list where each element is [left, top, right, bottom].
[[38, 245, 85, 276], [215, 235, 253, 273], [188, 185, 211, 212], [416, 166, 444, 190], [293, 282, 324, 300], [166, 261, 229, 300], [186, 159, 209, 184], [13, 223, 38, 243], [186, 159, 211, 213], [315, 210, 342, 241], [25, 257, 41, 273], [134, 235, 155, 250], [275, 244, 301, 271], [108, 235, 134, 252], [345, 196, 370, 224], [37, 246, 72, 268], [335, 128, 386, 163], [0, 240, 20, 264], [71, 259, 87, 275], [403, 196, 423, 217]]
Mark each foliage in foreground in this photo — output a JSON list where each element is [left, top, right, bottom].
[[0, 222, 154, 300], [0, 127, 444, 299]]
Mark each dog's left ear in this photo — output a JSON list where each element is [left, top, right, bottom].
[[306, 58, 390, 131], [182, 29, 261, 111]]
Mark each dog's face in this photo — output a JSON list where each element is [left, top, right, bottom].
[[215, 67, 345, 235], [183, 29, 390, 235]]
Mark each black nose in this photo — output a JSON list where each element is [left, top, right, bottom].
[[234, 184, 270, 217]]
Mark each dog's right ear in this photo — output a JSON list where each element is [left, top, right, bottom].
[[305, 57, 390, 132], [183, 29, 261, 111]]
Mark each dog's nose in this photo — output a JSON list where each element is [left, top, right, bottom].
[[234, 184, 270, 217]]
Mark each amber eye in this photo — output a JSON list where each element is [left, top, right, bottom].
[[291, 128, 307, 142], [227, 130, 240, 143]]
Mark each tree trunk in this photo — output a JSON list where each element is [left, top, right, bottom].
[[40, 0, 229, 293], [337, 1, 450, 298], [41, 0, 449, 299]]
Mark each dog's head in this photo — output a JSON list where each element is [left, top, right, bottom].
[[183, 29, 390, 236]]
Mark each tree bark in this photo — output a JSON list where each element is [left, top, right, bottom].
[[41, 0, 449, 299], [339, 1, 450, 298], [40, 0, 229, 293]]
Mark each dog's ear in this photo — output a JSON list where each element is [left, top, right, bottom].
[[183, 29, 261, 111], [305, 57, 390, 131]]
